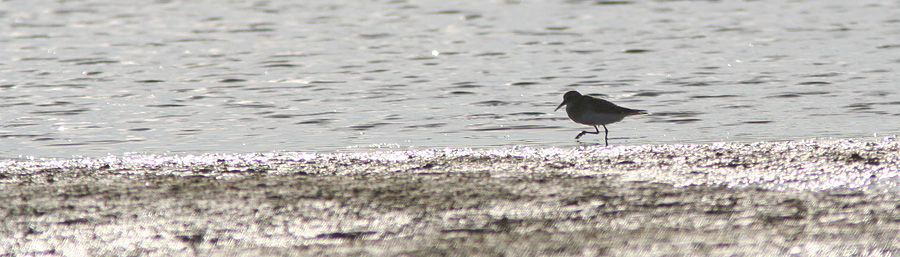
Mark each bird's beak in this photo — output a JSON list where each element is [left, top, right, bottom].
[[554, 101, 567, 112]]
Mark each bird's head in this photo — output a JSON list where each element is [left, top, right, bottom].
[[555, 91, 582, 112]]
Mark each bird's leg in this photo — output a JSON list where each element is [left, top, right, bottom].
[[602, 125, 609, 146], [575, 125, 601, 140]]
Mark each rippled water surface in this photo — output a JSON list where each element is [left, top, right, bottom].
[[2, 0, 899, 158]]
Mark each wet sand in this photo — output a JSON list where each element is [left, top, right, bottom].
[[2, 139, 900, 256]]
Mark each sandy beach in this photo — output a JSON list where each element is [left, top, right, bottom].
[[2, 139, 899, 256]]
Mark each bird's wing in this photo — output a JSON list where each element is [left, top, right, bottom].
[[586, 97, 646, 114]]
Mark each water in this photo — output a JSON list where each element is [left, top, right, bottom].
[[2, 0, 899, 158]]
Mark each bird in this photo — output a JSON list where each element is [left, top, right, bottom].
[[554, 91, 647, 146]]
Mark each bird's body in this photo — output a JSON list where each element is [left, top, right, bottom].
[[555, 91, 646, 145]]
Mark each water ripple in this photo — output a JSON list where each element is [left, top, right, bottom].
[[2, 0, 898, 157]]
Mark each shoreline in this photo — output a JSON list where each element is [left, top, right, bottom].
[[2, 138, 899, 255]]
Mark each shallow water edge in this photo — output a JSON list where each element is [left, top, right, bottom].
[[2, 138, 900, 255], [4, 138, 898, 191]]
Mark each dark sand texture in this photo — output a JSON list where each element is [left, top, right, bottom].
[[2, 139, 899, 256]]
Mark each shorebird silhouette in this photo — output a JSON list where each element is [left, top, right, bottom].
[[555, 91, 647, 146]]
